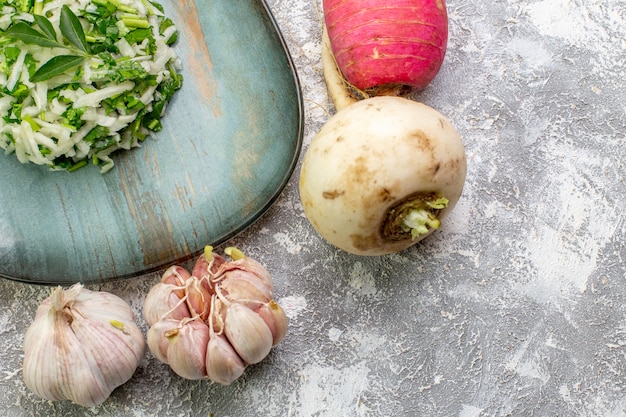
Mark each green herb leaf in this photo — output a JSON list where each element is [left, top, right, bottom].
[[31, 55, 84, 82], [33, 15, 57, 41], [60, 5, 88, 52], [3, 22, 64, 48]]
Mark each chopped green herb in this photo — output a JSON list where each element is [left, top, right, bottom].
[[62, 107, 85, 128], [159, 18, 178, 44], [9, 83, 30, 99], [124, 28, 151, 44], [22, 114, 40, 131], [121, 15, 150, 29], [84, 125, 109, 143], [66, 159, 88, 172], [17, 0, 34, 12], [3, 46, 21, 65]]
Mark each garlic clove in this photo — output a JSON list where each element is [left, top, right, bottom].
[[209, 295, 227, 334], [191, 246, 226, 283], [224, 303, 273, 365], [166, 319, 210, 380], [191, 254, 211, 281], [23, 307, 67, 402], [214, 252, 274, 293], [227, 249, 274, 290], [185, 277, 212, 320], [160, 265, 191, 298], [205, 332, 245, 385], [219, 272, 273, 306], [255, 300, 288, 346], [143, 282, 191, 327], [146, 318, 181, 364]]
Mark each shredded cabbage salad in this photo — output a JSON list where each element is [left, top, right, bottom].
[[0, 0, 182, 173]]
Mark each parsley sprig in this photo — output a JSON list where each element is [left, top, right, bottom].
[[3, 5, 89, 82]]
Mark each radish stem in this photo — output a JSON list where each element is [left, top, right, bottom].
[[321, 26, 357, 111]]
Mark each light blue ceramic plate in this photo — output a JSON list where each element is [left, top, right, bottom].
[[0, 0, 303, 284]]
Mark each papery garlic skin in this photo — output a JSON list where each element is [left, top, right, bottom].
[[256, 300, 288, 346], [143, 247, 288, 385], [23, 284, 146, 408]]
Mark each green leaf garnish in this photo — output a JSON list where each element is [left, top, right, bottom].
[[60, 5, 89, 52], [2, 22, 64, 48], [31, 55, 84, 82], [33, 15, 57, 41]]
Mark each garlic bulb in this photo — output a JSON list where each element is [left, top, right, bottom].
[[143, 246, 288, 384], [22, 284, 146, 407]]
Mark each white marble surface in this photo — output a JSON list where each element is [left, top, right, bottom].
[[1, 0, 625, 416]]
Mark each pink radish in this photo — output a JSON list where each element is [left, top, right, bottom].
[[323, 0, 448, 97]]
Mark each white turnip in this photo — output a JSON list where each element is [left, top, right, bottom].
[[299, 96, 466, 256]]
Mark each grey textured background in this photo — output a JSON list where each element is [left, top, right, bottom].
[[1, 0, 625, 416]]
